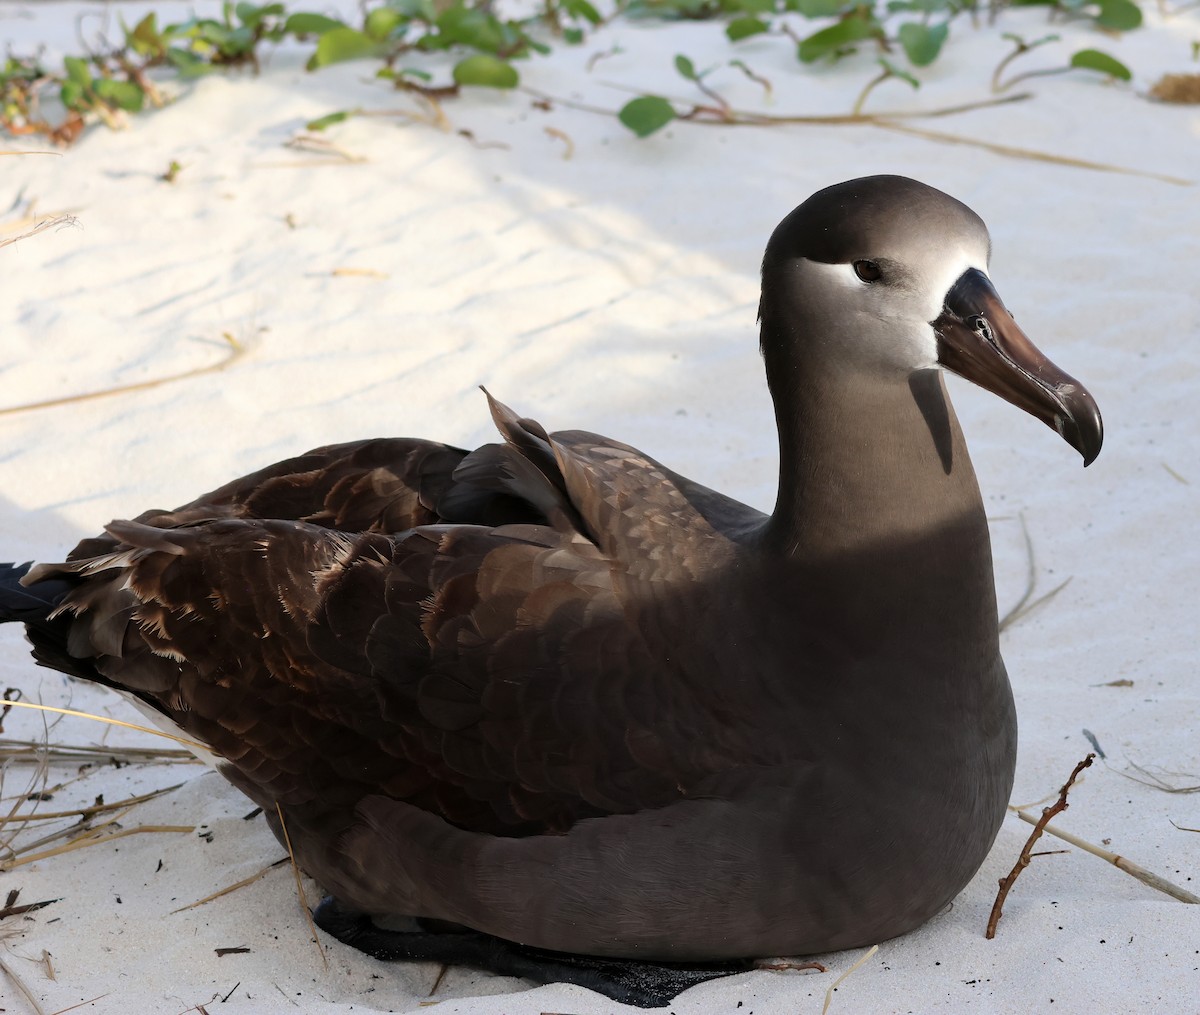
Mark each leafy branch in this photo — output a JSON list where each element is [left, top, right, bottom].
[[1, 0, 1143, 145]]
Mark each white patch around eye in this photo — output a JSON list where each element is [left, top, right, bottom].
[[800, 250, 989, 373], [923, 249, 989, 324], [803, 260, 868, 292]]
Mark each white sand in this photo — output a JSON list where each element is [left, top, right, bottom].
[[1, 2, 1198, 1011]]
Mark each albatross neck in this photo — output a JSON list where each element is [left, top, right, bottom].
[[760, 355, 988, 563]]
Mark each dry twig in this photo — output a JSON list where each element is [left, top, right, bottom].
[[987, 753, 1093, 938], [1011, 808, 1200, 904]]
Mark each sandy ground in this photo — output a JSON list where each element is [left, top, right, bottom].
[[1, 1, 1198, 1012]]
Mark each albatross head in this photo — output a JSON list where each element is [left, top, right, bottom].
[[759, 175, 1103, 466]]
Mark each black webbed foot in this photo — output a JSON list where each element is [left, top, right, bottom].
[[313, 896, 753, 1007]]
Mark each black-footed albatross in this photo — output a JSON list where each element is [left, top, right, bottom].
[[0, 176, 1101, 1007]]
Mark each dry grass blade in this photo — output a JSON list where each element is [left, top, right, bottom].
[[0, 214, 76, 251], [997, 515, 1072, 633], [275, 803, 326, 969], [0, 739, 197, 766], [875, 122, 1193, 186], [0, 701, 207, 751], [1117, 761, 1200, 794], [0, 953, 46, 1015], [1002, 577, 1072, 630], [0, 783, 184, 824], [1170, 820, 1200, 833], [172, 857, 289, 913], [282, 135, 366, 162], [0, 743, 50, 860], [988, 754, 1094, 938], [821, 943, 878, 1015], [2, 800, 194, 871], [47, 995, 108, 1015], [1011, 808, 1200, 904], [4, 824, 194, 869], [999, 513, 1037, 632], [0, 334, 246, 418], [0, 208, 79, 237]]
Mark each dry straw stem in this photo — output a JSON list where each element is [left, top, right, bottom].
[[275, 802, 327, 969], [1117, 760, 1200, 794], [1011, 808, 1200, 904], [821, 943, 879, 1015], [0, 700, 207, 752], [522, 87, 1194, 187], [0, 209, 79, 237], [172, 857, 289, 913], [0, 953, 46, 1015], [874, 122, 1193, 187], [48, 995, 108, 1015], [987, 753, 1094, 939], [0, 333, 247, 418], [0, 215, 78, 251], [1, 783, 184, 824], [2, 800, 194, 871], [997, 514, 1071, 633], [0, 738, 198, 766]]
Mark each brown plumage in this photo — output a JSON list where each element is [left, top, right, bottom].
[[2, 176, 1103, 1006]]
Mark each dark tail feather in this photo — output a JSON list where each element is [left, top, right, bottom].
[[0, 561, 92, 681], [0, 562, 73, 620]]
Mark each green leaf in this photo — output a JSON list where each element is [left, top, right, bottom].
[[886, 0, 952, 12], [727, 15, 769, 40], [675, 54, 697, 79], [166, 46, 216, 77], [94, 77, 146, 111], [797, 16, 876, 62], [308, 26, 384, 68], [63, 56, 93, 88], [306, 108, 357, 130], [1093, 0, 1141, 30], [897, 21, 947, 66], [1070, 47, 1132, 80], [618, 95, 676, 137], [391, 0, 436, 19], [284, 12, 346, 35], [563, 0, 603, 23], [452, 53, 519, 88], [723, 0, 773, 12], [127, 13, 167, 58], [436, 7, 506, 53], [234, 3, 265, 27], [59, 80, 86, 111], [794, 0, 849, 16], [364, 6, 404, 40], [564, 26, 585, 43]]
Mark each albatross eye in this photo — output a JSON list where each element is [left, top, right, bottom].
[[853, 260, 882, 283]]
